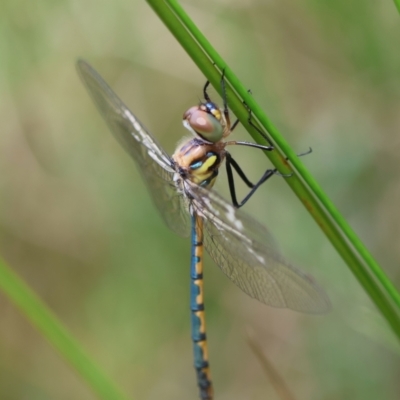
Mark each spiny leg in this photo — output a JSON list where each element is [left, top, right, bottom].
[[203, 80, 212, 102], [190, 213, 213, 400], [230, 89, 275, 147], [225, 147, 313, 208], [203, 69, 232, 131], [203, 71, 275, 146], [246, 104, 274, 147], [229, 87, 275, 146], [230, 89, 253, 133], [226, 152, 276, 208], [219, 69, 232, 131]]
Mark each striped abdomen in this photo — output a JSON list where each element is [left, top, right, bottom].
[[190, 213, 213, 400]]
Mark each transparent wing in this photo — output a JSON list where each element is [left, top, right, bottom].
[[77, 60, 190, 236], [188, 184, 330, 313]]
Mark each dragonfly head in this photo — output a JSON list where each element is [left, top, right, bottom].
[[183, 102, 226, 143]]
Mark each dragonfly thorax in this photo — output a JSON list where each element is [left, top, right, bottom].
[[183, 101, 229, 143], [172, 137, 226, 189]]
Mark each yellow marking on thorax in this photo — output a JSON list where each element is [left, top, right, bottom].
[[196, 155, 217, 175], [191, 154, 218, 186]]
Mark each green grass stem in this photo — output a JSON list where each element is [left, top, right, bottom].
[[0, 257, 131, 400], [393, 0, 400, 14]]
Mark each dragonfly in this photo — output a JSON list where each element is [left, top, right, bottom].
[[77, 60, 330, 400]]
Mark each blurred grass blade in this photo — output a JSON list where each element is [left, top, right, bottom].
[[0, 257, 130, 400], [393, 0, 400, 14], [147, 0, 400, 340], [246, 329, 297, 400]]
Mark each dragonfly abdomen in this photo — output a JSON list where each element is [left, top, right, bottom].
[[190, 214, 213, 400]]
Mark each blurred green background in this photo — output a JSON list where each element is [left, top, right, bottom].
[[1, 0, 400, 399]]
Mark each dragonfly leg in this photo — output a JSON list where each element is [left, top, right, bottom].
[[230, 89, 252, 133], [297, 146, 313, 158], [230, 118, 240, 132], [219, 68, 232, 131], [271, 147, 313, 178], [226, 152, 276, 208], [231, 88, 275, 146], [226, 145, 314, 207], [203, 69, 233, 131], [203, 80, 212, 102], [247, 107, 274, 147], [236, 168, 277, 208]]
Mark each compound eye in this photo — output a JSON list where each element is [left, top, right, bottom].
[[183, 106, 224, 143]]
